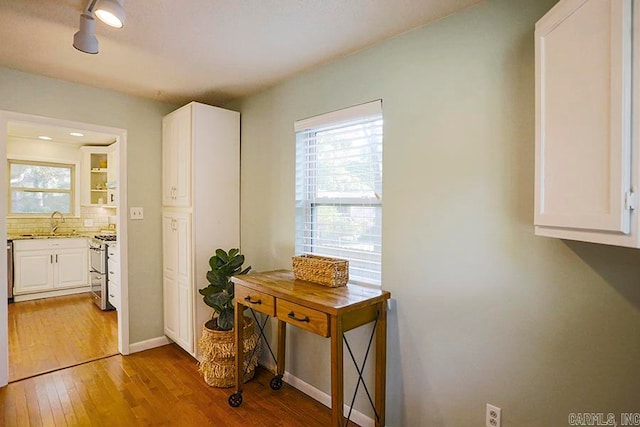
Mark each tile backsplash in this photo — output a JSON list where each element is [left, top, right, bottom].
[[7, 206, 116, 235]]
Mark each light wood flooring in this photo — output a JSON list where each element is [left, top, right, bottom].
[[0, 344, 360, 426], [8, 293, 118, 382]]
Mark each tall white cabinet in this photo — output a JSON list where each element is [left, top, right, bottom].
[[534, 0, 640, 247], [162, 102, 240, 357]]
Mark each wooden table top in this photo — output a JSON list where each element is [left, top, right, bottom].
[[232, 270, 390, 316]]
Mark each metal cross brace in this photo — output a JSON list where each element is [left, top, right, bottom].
[[343, 314, 380, 426], [246, 308, 278, 374]]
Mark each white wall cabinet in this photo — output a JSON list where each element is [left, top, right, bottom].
[[162, 102, 240, 358], [81, 144, 117, 207], [534, 0, 640, 247], [13, 238, 88, 295]]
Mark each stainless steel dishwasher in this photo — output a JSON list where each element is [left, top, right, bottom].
[[7, 240, 13, 303]]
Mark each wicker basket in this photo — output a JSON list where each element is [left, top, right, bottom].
[[198, 317, 260, 388], [292, 254, 349, 287]]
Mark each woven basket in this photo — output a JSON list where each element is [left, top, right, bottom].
[[198, 317, 260, 388], [292, 254, 349, 287]]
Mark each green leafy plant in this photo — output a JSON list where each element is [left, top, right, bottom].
[[199, 248, 251, 331]]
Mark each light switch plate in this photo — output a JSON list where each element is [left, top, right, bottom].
[[130, 207, 144, 220]]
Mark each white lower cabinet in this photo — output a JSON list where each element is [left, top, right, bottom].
[[162, 211, 193, 354], [13, 238, 88, 295], [107, 244, 119, 310]]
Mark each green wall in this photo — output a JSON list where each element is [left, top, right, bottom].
[[0, 67, 176, 343], [231, 0, 640, 425]]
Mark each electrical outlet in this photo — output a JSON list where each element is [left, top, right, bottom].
[[130, 207, 144, 220], [486, 404, 501, 427], [83, 219, 94, 227]]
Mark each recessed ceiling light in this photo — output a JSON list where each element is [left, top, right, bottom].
[[70, 132, 84, 137], [38, 136, 52, 141]]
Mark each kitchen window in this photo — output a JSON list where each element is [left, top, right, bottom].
[[295, 100, 383, 286], [8, 160, 75, 216]]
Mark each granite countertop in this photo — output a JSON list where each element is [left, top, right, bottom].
[[7, 232, 93, 241]]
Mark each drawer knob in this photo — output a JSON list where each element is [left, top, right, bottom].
[[287, 311, 310, 323], [244, 296, 262, 305]]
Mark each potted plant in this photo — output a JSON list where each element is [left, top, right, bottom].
[[198, 248, 260, 388], [200, 248, 251, 330]]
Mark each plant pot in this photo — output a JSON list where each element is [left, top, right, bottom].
[[198, 316, 260, 388]]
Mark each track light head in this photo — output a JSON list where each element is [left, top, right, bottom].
[[95, 0, 125, 28], [73, 13, 99, 54]]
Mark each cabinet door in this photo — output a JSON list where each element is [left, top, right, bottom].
[[107, 146, 118, 206], [162, 107, 192, 207], [162, 212, 193, 353], [175, 214, 193, 353], [163, 274, 179, 341], [55, 248, 88, 288], [535, 0, 632, 234], [108, 253, 119, 310], [14, 250, 53, 294]]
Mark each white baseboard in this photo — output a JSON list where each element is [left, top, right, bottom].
[[282, 371, 375, 427], [128, 336, 171, 354], [13, 286, 91, 302]]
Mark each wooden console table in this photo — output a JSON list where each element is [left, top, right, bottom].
[[229, 269, 391, 427]]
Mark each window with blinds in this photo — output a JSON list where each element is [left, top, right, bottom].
[[295, 100, 383, 286], [8, 159, 75, 216]]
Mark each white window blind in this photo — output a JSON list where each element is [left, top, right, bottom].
[[295, 100, 383, 286]]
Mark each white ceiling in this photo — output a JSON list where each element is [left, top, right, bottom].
[[0, 0, 483, 106], [8, 121, 116, 146]]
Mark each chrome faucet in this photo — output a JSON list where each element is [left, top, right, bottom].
[[50, 211, 65, 235]]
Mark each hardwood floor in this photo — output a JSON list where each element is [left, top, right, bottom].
[[8, 293, 118, 382], [0, 344, 360, 426]]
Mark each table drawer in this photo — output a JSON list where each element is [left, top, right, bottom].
[[277, 300, 329, 337], [235, 285, 275, 316]]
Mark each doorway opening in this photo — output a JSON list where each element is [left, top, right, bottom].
[[0, 111, 129, 386]]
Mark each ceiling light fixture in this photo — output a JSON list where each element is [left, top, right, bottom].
[[73, 13, 99, 54], [94, 0, 126, 28], [70, 132, 85, 137], [73, 0, 125, 54], [38, 136, 53, 141]]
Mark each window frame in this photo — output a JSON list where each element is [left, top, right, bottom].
[[295, 100, 383, 287], [7, 158, 77, 217]]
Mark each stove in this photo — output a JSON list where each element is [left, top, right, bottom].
[[89, 234, 117, 310]]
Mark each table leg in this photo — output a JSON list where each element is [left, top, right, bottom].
[[234, 301, 244, 394], [277, 319, 286, 377], [374, 301, 387, 427], [330, 315, 344, 427]]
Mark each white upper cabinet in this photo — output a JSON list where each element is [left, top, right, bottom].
[[81, 145, 117, 207], [162, 107, 192, 207], [534, 0, 640, 247]]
